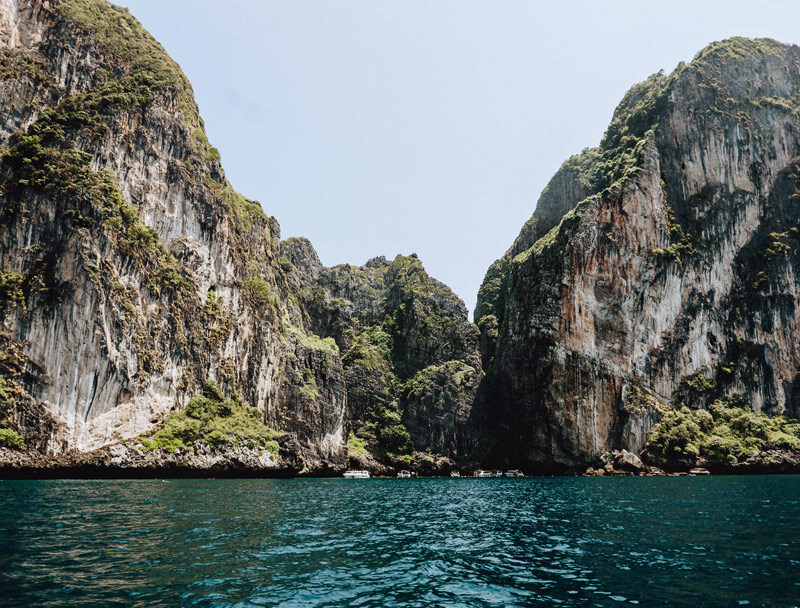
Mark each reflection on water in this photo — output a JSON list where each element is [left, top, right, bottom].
[[1, 476, 799, 607]]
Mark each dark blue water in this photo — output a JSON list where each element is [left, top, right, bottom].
[[1, 476, 798, 607]]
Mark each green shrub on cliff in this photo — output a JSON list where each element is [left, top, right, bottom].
[[646, 406, 705, 458], [0, 376, 23, 448], [140, 380, 281, 455], [342, 326, 393, 372], [347, 430, 369, 456], [652, 215, 699, 262], [0, 377, 14, 407], [0, 48, 48, 84], [352, 403, 413, 457], [646, 399, 800, 463], [378, 422, 413, 454], [299, 371, 320, 402], [286, 324, 339, 356], [0, 426, 23, 448], [0, 272, 24, 304], [243, 277, 271, 303], [686, 373, 717, 393], [403, 360, 475, 399]]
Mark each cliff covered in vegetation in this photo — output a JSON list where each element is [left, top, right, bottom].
[[279, 239, 484, 473], [0, 0, 483, 476], [477, 37, 800, 471]]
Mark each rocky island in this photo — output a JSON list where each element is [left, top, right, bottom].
[[1, 0, 800, 477]]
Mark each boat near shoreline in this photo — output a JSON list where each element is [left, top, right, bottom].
[[472, 469, 526, 478], [343, 470, 370, 479]]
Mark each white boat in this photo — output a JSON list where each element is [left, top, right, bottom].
[[450, 471, 460, 477], [343, 470, 370, 479], [504, 469, 525, 477], [398, 470, 412, 478], [473, 470, 492, 478]]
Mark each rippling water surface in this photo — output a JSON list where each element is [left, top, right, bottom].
[[1, 476, 799, 607]]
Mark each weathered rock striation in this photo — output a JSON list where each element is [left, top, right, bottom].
[[477, 38, 800, 471]]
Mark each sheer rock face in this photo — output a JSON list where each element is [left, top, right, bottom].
[[0, 0, 348, 471], [477, 38, 800, 469]]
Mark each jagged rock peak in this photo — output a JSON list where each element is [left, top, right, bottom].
[[495, 37, 799, 277]]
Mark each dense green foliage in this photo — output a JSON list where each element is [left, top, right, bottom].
[[342, 326, 393, 371], [287, 324, 339, 355], [0, 378, 22, 448], [686, 373, 717, 393], [0, 48, 48, 84], [0, 427, 23, 448], [140, 381, 281, 454], [343, 325, 414, 458], [330, 253, 479, 460], [243, 277, 272, 303], [0, 376, 13, 407], [646, 400, 800, 463], [354, 403, 413, 455], [381, 255, 472, 375], [0, 358, 24, 448], [403, 360, 475, 399]]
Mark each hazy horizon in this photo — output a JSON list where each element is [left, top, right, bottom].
[[119, 0, 800, 317]]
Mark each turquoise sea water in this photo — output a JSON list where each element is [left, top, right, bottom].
[[1, 476, 799, 607]]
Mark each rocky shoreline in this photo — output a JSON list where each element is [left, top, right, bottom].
[[0, 444, 464, 479], [0, 445, 285, 480], [582, 448, 800, 477], [4, 444, 800, 479]]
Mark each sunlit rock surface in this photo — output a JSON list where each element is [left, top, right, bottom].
[[477, 38, 800, 469]]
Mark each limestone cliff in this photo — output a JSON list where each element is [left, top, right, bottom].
[[280, 238, 483, 469], [0, 0, 483, 476], [0, 0, 343, 472], [477, 38, 800, 470]]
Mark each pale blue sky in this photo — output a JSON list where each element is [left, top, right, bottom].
[[121, 1, 800, 316]]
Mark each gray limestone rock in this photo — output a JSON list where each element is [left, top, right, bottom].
[[476, 38, 800, 470]]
